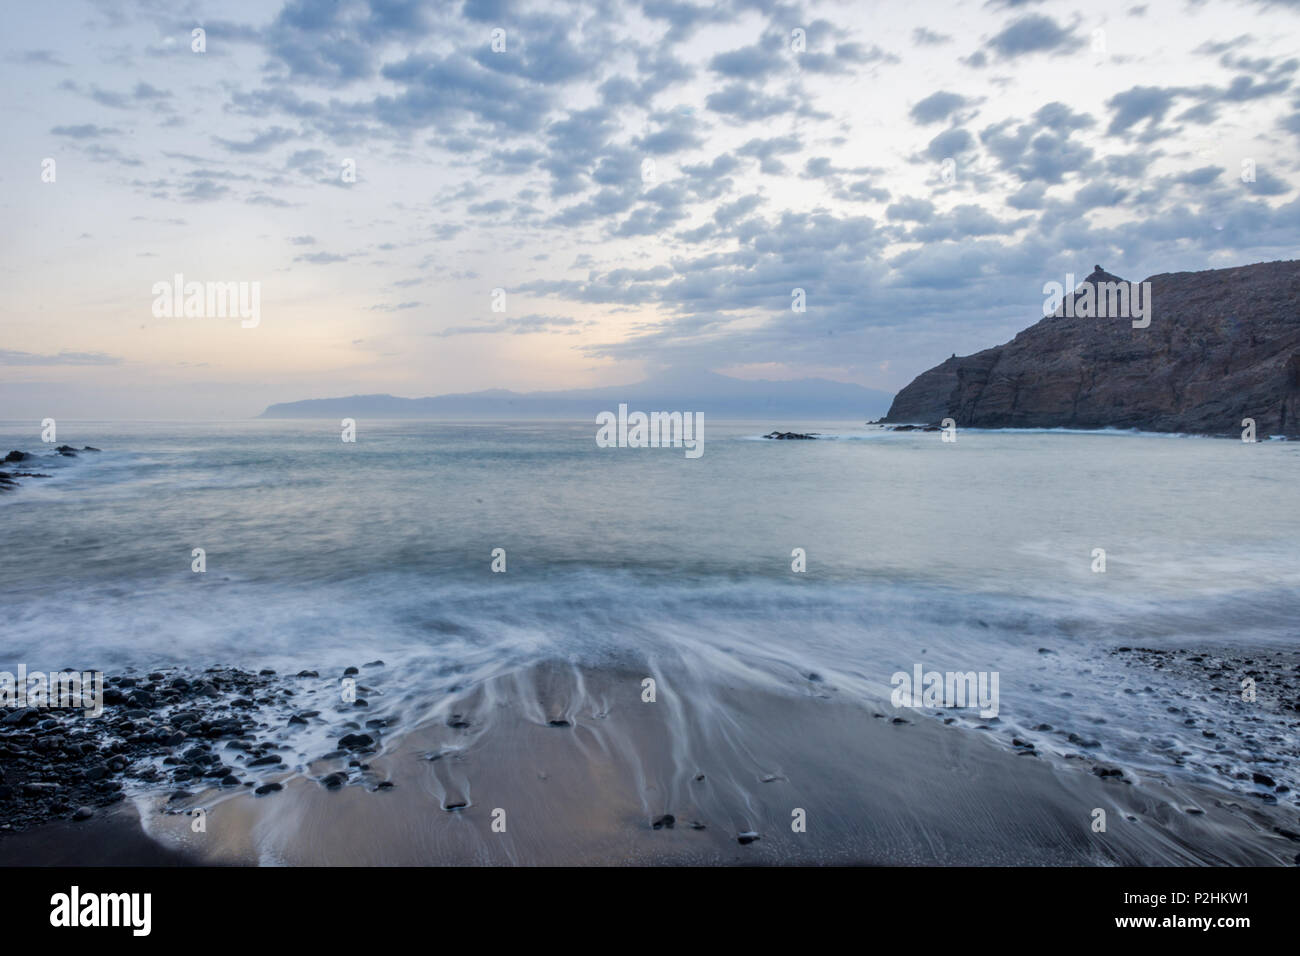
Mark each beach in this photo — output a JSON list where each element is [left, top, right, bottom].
[[5, 647, 1299, 866]]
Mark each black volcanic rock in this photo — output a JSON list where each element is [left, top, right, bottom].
[[884, 261, 1300, 436]]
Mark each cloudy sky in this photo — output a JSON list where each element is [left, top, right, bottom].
[[1, 0, 1297, 418]]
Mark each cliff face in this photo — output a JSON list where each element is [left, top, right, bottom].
[[884, 260, 1300, 436]]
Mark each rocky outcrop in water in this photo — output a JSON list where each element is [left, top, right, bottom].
[[884, 260, 1300, 436], [0, 446, 99, 492]]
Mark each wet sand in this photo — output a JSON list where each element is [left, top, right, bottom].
[[95, 660, 1300, 866], [0, 804, 198, 866]]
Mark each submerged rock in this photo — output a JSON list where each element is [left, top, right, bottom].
[[763, 431, 819, 440]]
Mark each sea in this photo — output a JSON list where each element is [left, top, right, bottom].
[[2, 419, 1297, 797]]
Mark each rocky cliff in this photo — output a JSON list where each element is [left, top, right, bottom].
[[884, 260, 1300, 436]]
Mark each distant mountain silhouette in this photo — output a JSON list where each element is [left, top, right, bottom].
[[260, 370, 894, 419]]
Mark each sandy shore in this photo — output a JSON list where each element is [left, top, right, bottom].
[[4, 657, 1286, 866], [0, 805, 198, 866]]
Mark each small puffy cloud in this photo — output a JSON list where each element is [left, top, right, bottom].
[[984, 14, 1077, 60], [910, 91, 970, 125]]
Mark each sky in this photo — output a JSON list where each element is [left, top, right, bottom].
[[1, 0, 1298, 419]]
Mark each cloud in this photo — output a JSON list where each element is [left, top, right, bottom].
[[9, 49, 69, 67], [910, 91, 970, 125], [912, 28, 952, 46], [984, 14, 1077, 60], [0, 349, 122, 366], [887, 197, 937, 222], [641, 0, 736, 43], [50, 124, 119, 138], [706, 83, 799, 121], [434, 313, 584, 336], [375, 52, 554, 134], [981, 103, 1096, 182], [636, 109, 706, 154], [8, 0, 1300, 401], [924, 127, 975, 161], [710, 43, 781, 80], [265, 0, 438, 84], [1245, 167, 1292, 196], [180, 180, 230, 202], [737, 135, 802, 173], [213, 127, 298, 153], [1106, 85, 1181, 135]]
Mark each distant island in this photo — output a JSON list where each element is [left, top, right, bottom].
[[885, 260, 1300, 437], [260, 370, 895, 420]]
